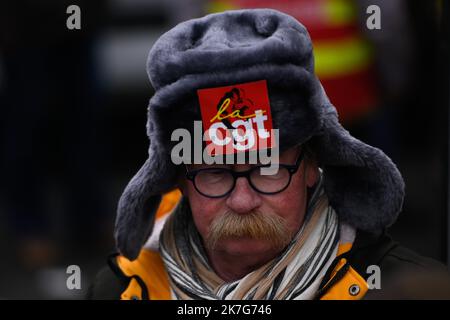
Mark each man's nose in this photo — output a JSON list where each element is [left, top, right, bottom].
[[225, 177, 262, 214]]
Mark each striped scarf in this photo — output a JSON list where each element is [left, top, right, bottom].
[[160, 182, 340, 300]]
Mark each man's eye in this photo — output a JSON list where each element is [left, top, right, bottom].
[[255, 167, 289, 180], [210, 168, 227, 174], [261, 172, 284, 180], [199, 170, 228, 183]]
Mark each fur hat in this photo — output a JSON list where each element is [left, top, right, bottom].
[[115, 8, 405, 260]]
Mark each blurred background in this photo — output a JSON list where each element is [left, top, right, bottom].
[[0, 0, 448, 299]]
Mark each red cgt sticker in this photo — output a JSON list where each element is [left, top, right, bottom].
[[197, 80, 275, 156]]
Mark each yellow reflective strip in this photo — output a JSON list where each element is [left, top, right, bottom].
[[314, 37, 373, 78], [206, 0, 239, 13], [324, 0, 357, 26]]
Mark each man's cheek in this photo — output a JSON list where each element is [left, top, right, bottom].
[[191, 201, 219, 229]]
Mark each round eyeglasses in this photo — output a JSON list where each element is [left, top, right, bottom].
[[185, 149, 305, 198]]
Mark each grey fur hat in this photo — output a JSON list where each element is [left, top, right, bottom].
[[115, 8, 405, 260]]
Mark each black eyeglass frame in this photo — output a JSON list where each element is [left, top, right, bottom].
[[185, 148, 306, 198]]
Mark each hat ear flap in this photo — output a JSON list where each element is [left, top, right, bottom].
[[323, 155, 404, 232], [114, 155, 166, 261], [311, 106, 405, 232], [115, 193, 162, 261]]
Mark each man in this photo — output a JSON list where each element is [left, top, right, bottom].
[[89, 9, 449, 300]]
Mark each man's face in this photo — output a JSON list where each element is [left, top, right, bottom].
[[181, 146, 319, 257]]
